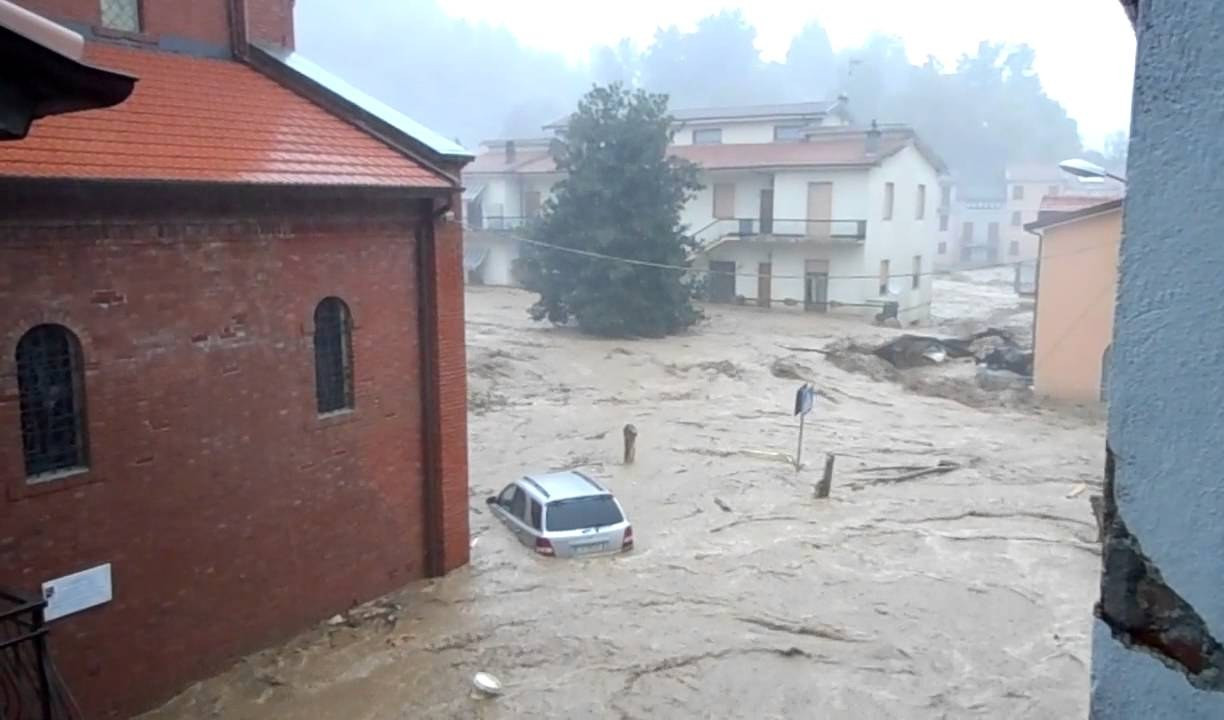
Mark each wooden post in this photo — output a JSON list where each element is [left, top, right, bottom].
[[795, 412, 806, 470], [623, 424, 637, 465], [815, 453, 835, 498]]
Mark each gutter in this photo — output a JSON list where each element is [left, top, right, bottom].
[[1026, 226, 1044, 388], [415, 198, 453, 577]]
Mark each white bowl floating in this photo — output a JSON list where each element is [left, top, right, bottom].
[[472, 672, 503, 696]]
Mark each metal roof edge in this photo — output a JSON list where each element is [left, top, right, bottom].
[[246, 44, 469, 188]]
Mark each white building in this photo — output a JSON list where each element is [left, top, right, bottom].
[[676, 120, 945, 324], [462, 138, 560, 285], [461, 102, 947, 325]]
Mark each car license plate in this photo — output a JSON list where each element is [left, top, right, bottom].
[[574, 542, 608, 555]]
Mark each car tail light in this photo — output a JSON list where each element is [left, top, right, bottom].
[[535, 536, 555, 556], [622, 525, 634, 551]]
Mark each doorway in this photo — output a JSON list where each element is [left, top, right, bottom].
[[759, 189, 774, 235], [757, 263, 772, 308], [807, 182, 833, 238], [708, 261, 736, 303], [804, 259, 829, 312]]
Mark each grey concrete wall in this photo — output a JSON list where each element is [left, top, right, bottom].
[[1092, 1, 1224, 717]]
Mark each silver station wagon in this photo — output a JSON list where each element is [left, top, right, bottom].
[[486, 471, 633, 557]]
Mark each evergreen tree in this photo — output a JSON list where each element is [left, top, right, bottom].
[[523, 85, 702, 338]]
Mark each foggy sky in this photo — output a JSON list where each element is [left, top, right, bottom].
[[295, 0, 1134, 181]]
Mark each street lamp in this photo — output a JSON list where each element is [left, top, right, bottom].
[[1058, 158, 1127, 184]]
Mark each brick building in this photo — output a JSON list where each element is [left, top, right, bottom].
[[0, 1, 472, 716]]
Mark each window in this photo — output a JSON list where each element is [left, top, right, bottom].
[[1011, 211, 1022, 226], [988, 222, 1001, 244], [879, 259, 891, 295], [17, 325, 88, 478], [529, 499, 543, 530], [939, 213, 949, 232], [313, 297, 354, 414], [883, 182, 895, 220], [915, 184, 926, 220], [961, 221, 974, 241], [1048, 185, 1060, 197], [940, 185, 952, 207], [713, 183, 736, 220], [99, 0, 141, 32], [510, 487, 527, 521], [912, 255, 922, 289], [773, 125, 804, 142], [938, 241, 948, 255], [693, 128, 722, 145], [544, 496, 624, 532], [524, 190, 541, 217], [1009, 240, 1021, 256], [1012, 184, 1025, 200]]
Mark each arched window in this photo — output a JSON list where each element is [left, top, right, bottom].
[[313, 298, 354, 413], [16, 324, 88, 477]]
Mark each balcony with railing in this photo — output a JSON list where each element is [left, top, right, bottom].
[[465, 215, 531, 232], [696, 217, 868, 250]]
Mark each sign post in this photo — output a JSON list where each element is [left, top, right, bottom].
[[793, 383, 815, 470]]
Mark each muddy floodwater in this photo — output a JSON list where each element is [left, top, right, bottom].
[[145, 276, 1104, 719]]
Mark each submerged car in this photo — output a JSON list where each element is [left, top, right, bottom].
[[486, 471, 633, 557]]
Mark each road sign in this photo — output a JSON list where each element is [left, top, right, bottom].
[[794, 383, 814, 416], [793, 383, 816, 469]]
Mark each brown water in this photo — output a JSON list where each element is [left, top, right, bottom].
[[143, 278, 1103, 720]]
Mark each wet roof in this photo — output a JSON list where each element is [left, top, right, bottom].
[[268, 47, 471, 160], [523, 471, 608, 501], [0, 43, 453, 187]]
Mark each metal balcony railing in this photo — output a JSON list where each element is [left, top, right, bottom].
[[465, 215, 532, 231], [1, 588, 80, 720], [698, 217, 868, 245]]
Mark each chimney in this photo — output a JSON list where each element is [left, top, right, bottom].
[[229, 0, 296, 55], [865, 120, 881, 157], [505, 140, 516, 164]]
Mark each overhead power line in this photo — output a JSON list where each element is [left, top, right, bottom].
[[514, 234, 1113, 282]]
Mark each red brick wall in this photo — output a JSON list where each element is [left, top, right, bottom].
[[245, 0, 294, 49], [17, 0, 231, 47], [430, 218, 472, 572], [0, 204, 466, 717], [16, 0, 293, 50]]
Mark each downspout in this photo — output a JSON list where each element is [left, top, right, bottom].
[[1026, 226, 1044, 385], [416, 197, 453, 577], [226, 0, 248, 59]]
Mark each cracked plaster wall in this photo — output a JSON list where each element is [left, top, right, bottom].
[[1092, 0, 1224, 717]]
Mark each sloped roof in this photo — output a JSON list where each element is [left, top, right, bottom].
[[0, 43, 453, 187], [264, 46, 470, 160], [1025, 198, 1124, 232], [465, 147, 558, 175], [466, 127, 945, 176], [1039, 194, 1124, 214], [671, 130, 918, 171], [669, 100, 841, 122], [545, 99, 843, 130]]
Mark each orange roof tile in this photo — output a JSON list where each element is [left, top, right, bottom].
[[0, 44, 451, 188]]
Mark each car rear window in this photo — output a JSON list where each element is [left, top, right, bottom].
[[545, 496, 623, 531]]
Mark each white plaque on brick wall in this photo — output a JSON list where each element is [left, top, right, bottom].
[[42, 564, 112, 621]]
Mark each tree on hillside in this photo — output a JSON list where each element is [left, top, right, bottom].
[[522, 85, 702, 338]]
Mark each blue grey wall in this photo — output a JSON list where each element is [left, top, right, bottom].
[[1092, 0, 1224, 717]]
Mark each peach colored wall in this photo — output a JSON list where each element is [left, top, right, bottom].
[[1033, 208, 1122, 402]]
